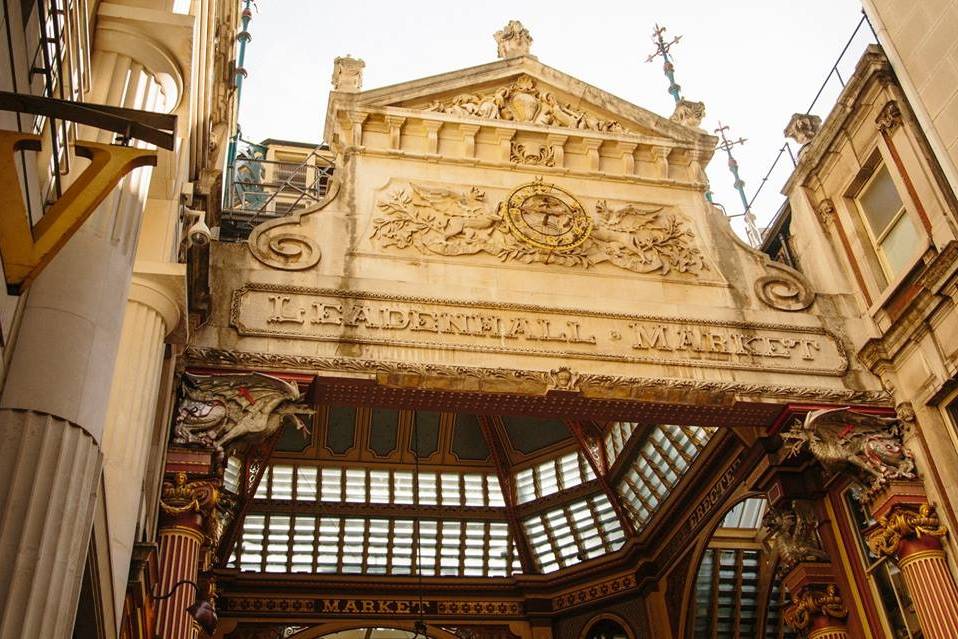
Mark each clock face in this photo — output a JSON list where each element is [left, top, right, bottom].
[[505, 182, 592, 251]]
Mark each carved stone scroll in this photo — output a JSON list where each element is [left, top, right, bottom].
[[247, 179, 340, 270], [754, 261, 815, 311]]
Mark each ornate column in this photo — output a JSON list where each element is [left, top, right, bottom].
[[101, 271, 182, 617], [155, 473, 219, 639], [0, 16, 182, 637], [763, 499, 851, 638], [865, 485, 958, 638]]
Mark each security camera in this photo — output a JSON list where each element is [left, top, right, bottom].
[[181, 206, 213, 247]]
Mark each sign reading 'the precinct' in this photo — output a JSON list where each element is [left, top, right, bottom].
[[231, 283, 848, 376]]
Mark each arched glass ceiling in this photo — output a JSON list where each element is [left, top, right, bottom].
[[227, 409, 717, 577]]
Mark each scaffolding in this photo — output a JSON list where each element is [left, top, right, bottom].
[[220, 139, 335, 240]]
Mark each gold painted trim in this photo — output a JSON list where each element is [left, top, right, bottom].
[[824, 496, 876, 639]]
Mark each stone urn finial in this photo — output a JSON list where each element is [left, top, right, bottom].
[[495, 20, 532, 58], [332, 55, 365, 92]]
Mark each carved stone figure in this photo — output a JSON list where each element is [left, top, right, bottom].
[[494, 20, 533, 58], [173, 372, 313, 451], [782, 407, 916, 493], [424, 75, 625, 133], [670, 99, 705, 128], [762, 500, 829, 573], [371, 181, 707, 276], [784, 112, 822, 145], [875, 100, 902, 133], [331, 55, 364, 92]]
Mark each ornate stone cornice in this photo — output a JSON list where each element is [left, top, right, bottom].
[[184, 346, 890, 406], [783, 584, 848, 631], [866, 503, 947, 558]]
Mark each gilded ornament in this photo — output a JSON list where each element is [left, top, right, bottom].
[[783, 584, 848, 630], [504, 180, 592, 251], [160, 472, 220, 516], [866, 503, 947, 558]]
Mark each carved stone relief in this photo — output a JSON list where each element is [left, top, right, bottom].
[[422, 75, 626, 133], [173, 372, 314, 452], [784, 113, 822, 145], [371, 179, 707, 276], [494, 20, 532, 58], [510, 142, 555, 167]]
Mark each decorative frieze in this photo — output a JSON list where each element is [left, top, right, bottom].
[[371, 179, 708, 276], [232, 283, 848, 376]]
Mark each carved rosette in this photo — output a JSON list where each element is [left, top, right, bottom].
[[783, 584, 848, 631], [866, 503, 948, 559], [876, 100, 902, 134]]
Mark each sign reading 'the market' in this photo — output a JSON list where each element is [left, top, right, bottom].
[[231, 283, 848, 376]]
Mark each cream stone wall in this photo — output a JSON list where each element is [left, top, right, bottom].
[[783, 46, 958, 559], [864, 0, 958, 200], [194, 53, 884, 410]]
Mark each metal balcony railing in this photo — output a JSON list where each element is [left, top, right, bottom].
[[220, 144, 334, 241]]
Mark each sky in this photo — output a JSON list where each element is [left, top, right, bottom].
[[237, 0, 873, 238]]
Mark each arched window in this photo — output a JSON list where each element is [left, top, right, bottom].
[[581, 616, 631, 639], [689, 497, 797, 638]]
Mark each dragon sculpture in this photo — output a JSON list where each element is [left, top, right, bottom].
[[762, 499, 829, 573], [782, 407, 915, 494], [173, 372, 313, 452]]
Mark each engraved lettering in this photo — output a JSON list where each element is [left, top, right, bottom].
[[267, 295, 305, 324], [630, 323, 672, 351]]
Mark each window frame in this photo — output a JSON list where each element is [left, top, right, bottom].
[[853, 162, 921, 281]]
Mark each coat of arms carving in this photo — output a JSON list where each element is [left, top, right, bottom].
[[371, 179, 707, 275]]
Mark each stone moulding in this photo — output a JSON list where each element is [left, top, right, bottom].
[[230, 282, 850, 376], [184, 346, 889, 405]]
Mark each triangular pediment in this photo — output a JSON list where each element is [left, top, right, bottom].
[[327, 55, 714, 148]]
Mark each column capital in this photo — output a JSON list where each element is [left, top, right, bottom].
[[783, 583, 848, 634], [866, 502, 947, 560], [130, 261, 185, 336]]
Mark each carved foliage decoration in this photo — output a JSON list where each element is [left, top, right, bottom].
[[510, 142, 555, 166], [173, 372, 313, 452], [423, 75, 626, 133], [370, 180, 707, 276], [762, 499, 829, 573], [781, 407, 916, 496]]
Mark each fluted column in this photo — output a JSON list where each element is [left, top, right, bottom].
[[102, 272, 182, 618], [866, 487, 958, 639], [155, 474, 218, 639], [0, 27, 177, 639]]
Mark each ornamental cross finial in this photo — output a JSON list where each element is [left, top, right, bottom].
[[646, 23, 683, 104], [714, 121, 761, 246]]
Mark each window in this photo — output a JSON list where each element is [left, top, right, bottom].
[[855, 164, 921, 281]]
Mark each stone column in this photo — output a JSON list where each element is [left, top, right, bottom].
[[101, 270, 182, 617], [0, 18, 181, 638], [155, 473, 219, 639], [866, 484, 958, 639]]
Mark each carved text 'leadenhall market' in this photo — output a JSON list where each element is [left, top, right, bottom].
[[232, 284, 847, 375]]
